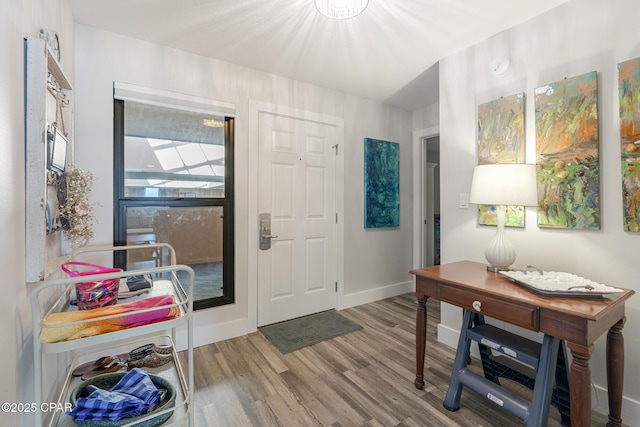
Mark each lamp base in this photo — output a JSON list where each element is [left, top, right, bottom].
[[484, 205, 516, 272], [486, 265, 511, 273]]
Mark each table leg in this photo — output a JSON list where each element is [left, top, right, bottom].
[[566, 342, 594, 427], [606, 317, 626, 427], [415, 295, 428, 389]]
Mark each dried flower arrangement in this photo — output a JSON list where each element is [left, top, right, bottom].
[[58, 166, 96, 247]]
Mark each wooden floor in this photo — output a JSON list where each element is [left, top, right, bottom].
[[181, 293, 611, 426]]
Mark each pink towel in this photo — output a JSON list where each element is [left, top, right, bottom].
[[41, 295, 179, 342]]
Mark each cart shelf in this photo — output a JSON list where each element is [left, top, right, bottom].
[[31, 244, 194, 426]]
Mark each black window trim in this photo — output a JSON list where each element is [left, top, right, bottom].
[[113, 99, 235, 310]]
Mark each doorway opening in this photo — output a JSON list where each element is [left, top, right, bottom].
[[423, 136, 440, 266], [412, 126, 440, 270]]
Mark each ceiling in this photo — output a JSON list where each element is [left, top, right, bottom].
[[69, 0, 568, 110]]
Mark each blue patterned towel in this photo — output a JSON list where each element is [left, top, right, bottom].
[[69, 368, 165, 421]]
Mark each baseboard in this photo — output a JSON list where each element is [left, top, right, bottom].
[[437, 322, 459, 349], [592, 383, 640, 426], [436, 322, 482, 359], [338, 280, 414, 310], [174, 317, 251, 351]]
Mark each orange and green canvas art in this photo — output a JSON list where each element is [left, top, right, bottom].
[[477, 92, 526, 227], [534, 71, 600, 230], [619, 57, 640, 231]]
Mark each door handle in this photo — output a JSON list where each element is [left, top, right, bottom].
[[259, 213, 278, 250]]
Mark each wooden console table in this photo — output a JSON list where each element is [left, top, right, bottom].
[[411, 261, 635, 427]]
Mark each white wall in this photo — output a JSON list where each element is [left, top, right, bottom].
[[1, 1, 75, 425], [412, 102, 439, 132], [73, 25, 414, 346], [438, 0, 640, 422]]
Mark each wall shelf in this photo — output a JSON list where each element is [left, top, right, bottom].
[[25, 36, 74, 282]]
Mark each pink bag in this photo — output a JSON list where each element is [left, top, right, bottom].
[[62, 262, 123, 310]]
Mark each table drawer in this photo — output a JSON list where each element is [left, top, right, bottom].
[[440, 286, 539, 330]]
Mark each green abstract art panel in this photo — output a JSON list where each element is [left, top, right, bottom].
[[364, 138, 399, 228], [535, 71, 600, 230], [477, 93, 526, 227], [619, 57, 640, 231]]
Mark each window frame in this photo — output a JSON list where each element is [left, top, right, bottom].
[[113, 99, 235, 310]]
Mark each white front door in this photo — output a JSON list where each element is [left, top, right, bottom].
[[257, 111, 337, 326]]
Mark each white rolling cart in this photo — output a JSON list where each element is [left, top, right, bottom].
[[31, 244, 194, 426]]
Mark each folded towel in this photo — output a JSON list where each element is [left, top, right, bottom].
[[111, 368, 165, 409], [118, 274, 153, 299], [69, 368, 165, 421], [41, 295, 179, 343], [70, 386, 146, 420], [123, 275, 153, 292]]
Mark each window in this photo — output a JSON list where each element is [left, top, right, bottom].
[[113, 85, 234, 310]]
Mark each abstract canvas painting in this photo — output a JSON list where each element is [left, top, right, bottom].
[[477, 205, 526, 228], [534, 71, 600, 229], [364, 138, 399, 228], [478, 93, 526, 164], [618, 57, 640, 231], [477, 92, 526, 227]]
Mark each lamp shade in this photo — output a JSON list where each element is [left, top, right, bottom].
[[469, 163, 538, 207]]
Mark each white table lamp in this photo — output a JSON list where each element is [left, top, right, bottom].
[[469, 163, 538, 271]]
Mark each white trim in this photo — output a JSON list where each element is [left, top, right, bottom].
[[592, 383, 640, 423], [170, 316, 251, 351], [437, 323, 460, 349], [191, 318, 249, 348], [113, 81, 236, 117], [412, 126, 440, 270], [248, 100, 345, 329], [339, 280, 414, 310]]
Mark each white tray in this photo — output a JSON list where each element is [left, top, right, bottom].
[[500, 270, 624, 298]]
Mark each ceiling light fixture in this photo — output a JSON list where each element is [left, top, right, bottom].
[[202, 118, 224, 128], [315, 0, 369, 20]]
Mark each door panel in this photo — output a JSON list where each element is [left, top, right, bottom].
[[271, 240, 294, 298], [272, 163, 294, 220], [258, 112, 337, 326], [306, 238, 326, 291]]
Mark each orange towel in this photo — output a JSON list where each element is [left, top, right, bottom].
[[40, 295, 180, 343]]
